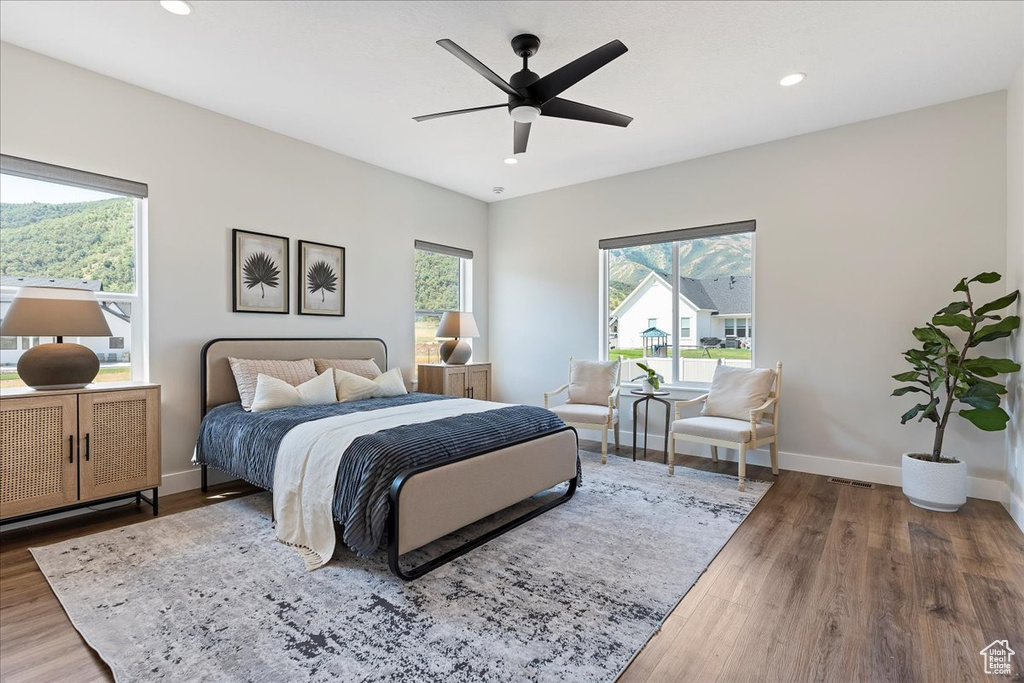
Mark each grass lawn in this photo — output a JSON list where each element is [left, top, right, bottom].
[[610, 347, 752, 360], [0, 366, 131, 388]]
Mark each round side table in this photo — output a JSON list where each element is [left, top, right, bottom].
[[630, 389, 671, 463]]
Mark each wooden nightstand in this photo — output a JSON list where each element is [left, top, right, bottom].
[[417, 363, 491, 400], [0, 381, 161, 525]]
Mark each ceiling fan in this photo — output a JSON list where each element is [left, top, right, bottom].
[[413, 34, 632, 155]]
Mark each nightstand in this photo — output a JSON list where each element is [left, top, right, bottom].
[[417, 363, 491, 400]]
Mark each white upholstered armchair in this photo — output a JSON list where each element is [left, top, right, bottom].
[[668, 361, 782, 491], [544, 358, 621, 464]]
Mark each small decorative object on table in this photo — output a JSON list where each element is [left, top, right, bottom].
[[435, 311, 479, 364], [233, 229, 289, 314], [632, 362, 663, 394], [891, 271, 1020, 512], [298, 240, 345, 316], [0, 286, 112, 389]]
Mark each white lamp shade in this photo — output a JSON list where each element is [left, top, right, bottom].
[[435, 311, 479, 339], [0, 286, 112, 337]]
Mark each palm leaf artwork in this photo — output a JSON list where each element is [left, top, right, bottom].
[[242, 251, 280, 299], [306, 260, 338, 302]]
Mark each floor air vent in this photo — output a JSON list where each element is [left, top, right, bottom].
[[827, 476, 875, 489]]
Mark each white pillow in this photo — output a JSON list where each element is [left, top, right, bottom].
[[374, 367, 407, 397], [228, 357, 317, 411], [334, 369, 383, 402], [250, 370, 337, 412], [567, 359, 619, 405], [702, 365, 775, 421]]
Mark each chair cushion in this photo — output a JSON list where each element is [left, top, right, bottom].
[[550, 403, 618, 425], [702, 365, 775, 421], [672, 416, 776, 443], [567, 359, 619, 405]]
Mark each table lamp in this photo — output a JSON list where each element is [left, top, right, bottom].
[[435, 311, 479, 365], [0, 286, 112, 390]]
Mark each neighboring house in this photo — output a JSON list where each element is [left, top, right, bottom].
[[611, 272, 752, 350], [0, 276, 132, 366]]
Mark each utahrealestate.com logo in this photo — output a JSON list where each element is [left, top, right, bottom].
[[980, 640, 1015, 675]]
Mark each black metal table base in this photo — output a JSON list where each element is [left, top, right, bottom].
[[632, 393, 671, 464], [0, 487, 159, 527]]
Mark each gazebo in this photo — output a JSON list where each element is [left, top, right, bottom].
[[641, 326, 669, 358]]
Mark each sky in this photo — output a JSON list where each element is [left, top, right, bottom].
[[0, 173, 121, 203]]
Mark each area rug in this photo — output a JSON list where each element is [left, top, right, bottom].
[[32, 450, 771, 682]]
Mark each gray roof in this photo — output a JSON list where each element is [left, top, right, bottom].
[[679, 275, 750, 315], [0, 275, 102, 291]]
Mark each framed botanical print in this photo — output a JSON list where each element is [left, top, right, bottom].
[[233, 229, 289, 314], [298, 240, 345, 316]]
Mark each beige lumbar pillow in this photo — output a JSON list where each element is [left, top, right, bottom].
[[374, 367, 407, 397], [314, 358, 382, 380], [702, 365, 775, 421], [334, 369, 382, 402], [250, 370, 337, 413], [229, 357, 317, 411], [567, 359, 619, 405]]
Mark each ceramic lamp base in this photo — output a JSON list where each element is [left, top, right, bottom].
[[16, 342, 100, 390], [439, 338, 472, 365]]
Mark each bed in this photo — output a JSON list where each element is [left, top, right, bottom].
[[194, 337, 579, 580]]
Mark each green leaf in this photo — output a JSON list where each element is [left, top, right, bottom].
[[973, 377, 1008, 395], [892, 371, 922, 382], [953, 277, 969, 293], [969, 272, 1001, 285], [900, 404, 924, 424], [963, 356, 1022, 375], [971, 316, 1021, 346], [975, 290, 1019, 316], [912, 326, 950, 344], [931, 313, 972, 331], [935, 301, 970, 315], [958, 407, 1010, 431], [892, 386, 928, 396], [920, 398, 940, 422], [959, 383, 1000, 411]]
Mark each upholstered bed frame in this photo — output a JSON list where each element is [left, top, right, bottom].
[[199, 338, 578, 580]]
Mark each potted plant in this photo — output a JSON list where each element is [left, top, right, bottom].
[[892, 272, 1020, 512], [633, 362, 664, 394]]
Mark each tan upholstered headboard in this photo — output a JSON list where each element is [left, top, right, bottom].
[[201, 337, 388, 414]]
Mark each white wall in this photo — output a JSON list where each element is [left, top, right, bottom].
[[490, 93, 1010, 498], [0, 43, 489, 493], [1006, 55, 1024, 530]]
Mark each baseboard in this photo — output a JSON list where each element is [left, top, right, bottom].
[[1005, 483, 1024, 534], [574, 427, 1007, 502]]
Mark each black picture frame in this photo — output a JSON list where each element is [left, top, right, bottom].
[[232, 229, 289, 314], [297, 240, 345, 316]]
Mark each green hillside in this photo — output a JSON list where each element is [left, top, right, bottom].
[[0, 198, 135, 293]]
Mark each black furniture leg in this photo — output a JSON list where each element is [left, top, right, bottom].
[[201, 465, 208, 493], [642, 398, 651, 460], [632, 398, 639, 461]]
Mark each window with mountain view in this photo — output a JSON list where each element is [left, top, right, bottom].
[[602, 223, 754, 386], [0, 158, 146, 388], [414, 241, 472, 365]]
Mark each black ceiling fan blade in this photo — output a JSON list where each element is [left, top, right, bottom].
[[541, 97, 632, 127], [437, 39, 521, 98], [513, 122, 531, 154], [527, 39, 627, 104], [413, 104, 507, 122]]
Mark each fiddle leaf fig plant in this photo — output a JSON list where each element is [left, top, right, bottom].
[[892, 272, 1020, 462], [633, 362, 664, 390]]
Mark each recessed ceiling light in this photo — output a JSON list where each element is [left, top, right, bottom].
[[503, 157, 518, 165], [779, 72, 806, 87], [160, 0, 192, 16]]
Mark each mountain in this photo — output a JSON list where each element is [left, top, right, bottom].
[[607, 234, 752, 309], [0, 198, 135, 294]]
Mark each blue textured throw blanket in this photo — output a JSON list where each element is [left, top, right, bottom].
[[194, 394, 572, 557]]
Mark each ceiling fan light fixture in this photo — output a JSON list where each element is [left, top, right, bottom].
[[510, 105, 541, 123], [160, 0, 192, 15], [779, 72, 806, 87]]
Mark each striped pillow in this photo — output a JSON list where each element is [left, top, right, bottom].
[[313, 358, 382, 380], [228, 357, 317, 411]]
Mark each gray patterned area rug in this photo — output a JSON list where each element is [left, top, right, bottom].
[[32, 451, 771, 683]]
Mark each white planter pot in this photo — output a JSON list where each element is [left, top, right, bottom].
[[641, 379, 656, 394], [901, 453, 967, 512]]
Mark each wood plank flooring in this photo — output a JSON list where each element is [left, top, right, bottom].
[[2, 445, 1022, 682]]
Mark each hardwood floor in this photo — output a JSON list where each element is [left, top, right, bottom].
[[2, 446, 1022, 682]]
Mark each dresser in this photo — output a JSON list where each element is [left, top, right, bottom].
[[0, 382, 161, 524], [417, 363, 491, 400]]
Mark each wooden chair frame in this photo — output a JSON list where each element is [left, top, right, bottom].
[[668, 361, 783, 491], [544, 357, 621, 464]]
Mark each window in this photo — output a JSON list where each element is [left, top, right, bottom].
[[602, 221, 754, 386], [1, 155, 147, 387], [0, 336, 15, 350], [414, 240, 472, 365]]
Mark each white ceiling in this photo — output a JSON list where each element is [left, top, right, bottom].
[[1, 1, 1022, 202]]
